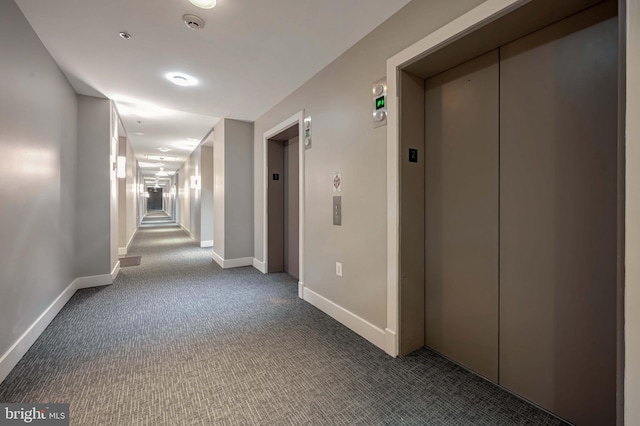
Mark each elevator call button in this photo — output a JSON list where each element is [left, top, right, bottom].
[[372, 78, 387, 128]]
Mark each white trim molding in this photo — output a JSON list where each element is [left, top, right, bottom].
[[180, 224, 195, 241], [262, 110, 306, 284], [303, 287, 386, 351], [385, 0, 529, 358], [200, 240, 213, 248], [0, 265, 121, 383], [384, 328, 397, 356], [0, 280, 78, 384], [119, 227, 139, 255], [111, 261, 120, 281], [298, 281, 304, 299], [253, 258, 266, 273], [212, 252, 253, 269], [76, 273, 114, 290], [212, 251, 224, 267]]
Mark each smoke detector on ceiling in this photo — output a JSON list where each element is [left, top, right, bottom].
[[183, 14, 205, 30]]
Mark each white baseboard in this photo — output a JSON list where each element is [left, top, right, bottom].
[[253, 258, 266, 273], [0, 279, 77, 384], [212, 251, 253, 269], [0, 264, 122, 384], [302, 287, 386, 351], [119, 228, 139, 256], [111, 261, 120, 281], [298, 281, 304, 299], [224, 257, 253, 268], [200, 240, 213, 248], [127, 228, 138, 248], [75, 273, 113, 289], [212, 251, 224, 267], [385, 328, 398, 357], [180, 224, 195, 241]]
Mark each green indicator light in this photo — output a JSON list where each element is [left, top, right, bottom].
[[376, 96, 385, 110]]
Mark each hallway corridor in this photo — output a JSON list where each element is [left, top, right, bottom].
[[0, 226, 565, 425]]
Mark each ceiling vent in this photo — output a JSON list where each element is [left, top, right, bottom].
[[183, 14, 205, 30]]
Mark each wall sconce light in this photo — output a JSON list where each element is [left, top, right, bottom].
[[116, 156, 126, 179], [190, 175, 201, 189]]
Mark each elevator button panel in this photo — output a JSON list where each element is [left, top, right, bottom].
[[333, 196, 342, 226], [304, 116, 312, 147], [373, 78, 387, 128]]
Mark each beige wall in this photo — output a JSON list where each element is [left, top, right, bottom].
[[176, 145, 214, 244], [118, 137, 127, 250], [214, 119, 254, 262], [190, 147, 202, 242], [201, 145, 214, 244], [253, 0, 485, 328], [213, 121, 226, 258], [0, 0, 77, 379], [178, 154, 192, 236], [109, 103, 119, 273], [178, 147, 201, 242], [225, 120, 254, 259], [626, 0, 640, 423], [118, 136, 138, 254], [126, 141, 138, 248], [76, 95, 112, 278]]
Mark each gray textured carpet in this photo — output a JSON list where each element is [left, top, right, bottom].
[[0, 225, 567, 425]]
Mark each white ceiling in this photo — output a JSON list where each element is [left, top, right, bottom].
[[15, 0, 411, 178]]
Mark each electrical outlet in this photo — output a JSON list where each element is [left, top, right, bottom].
[[336, 262, 343, 277]]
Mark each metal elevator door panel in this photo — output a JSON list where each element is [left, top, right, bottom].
[[267, 139, 285, 273], [499, 5, 618, 425], [424, 49, 500, 382]]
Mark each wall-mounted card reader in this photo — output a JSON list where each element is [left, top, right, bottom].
[[373, 78, 387, 128], [333, 196, 342, 226]]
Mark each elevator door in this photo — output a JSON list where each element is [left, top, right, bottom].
[[147, 188, 163, 211], [499, 9, 617, 425], [420, 4, 617, 424], [424, 50, 500, 382], [267, 131, 299, 278]]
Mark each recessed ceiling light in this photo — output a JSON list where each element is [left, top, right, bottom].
[[119, 31, 132, 40], [165, 72, 198, 87], [158, 147, 171, 152], [189, 0, 216, 9]]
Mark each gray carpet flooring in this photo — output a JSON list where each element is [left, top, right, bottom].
[[0, 224, 568, 425]]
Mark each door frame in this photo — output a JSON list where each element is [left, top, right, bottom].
[[386, 0, 533, 357], [386, 0, 625, 422], [262, 111, 305, 297]]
